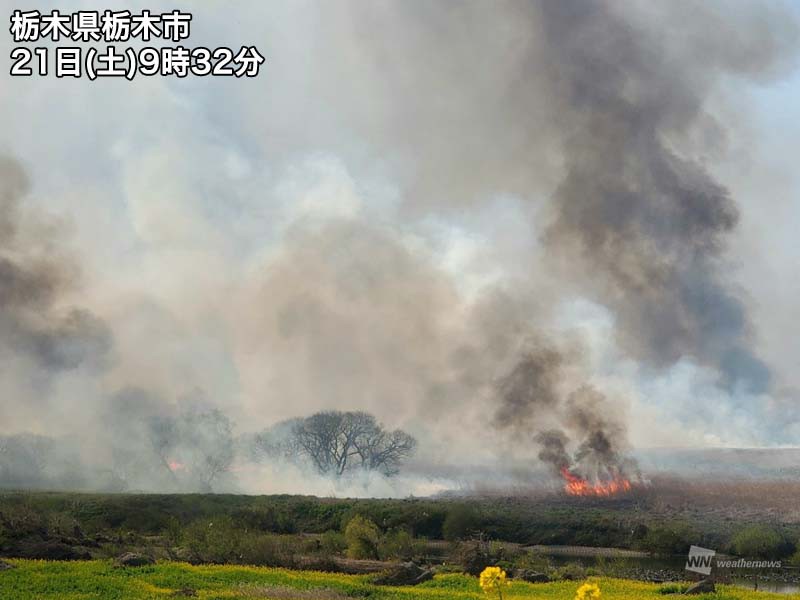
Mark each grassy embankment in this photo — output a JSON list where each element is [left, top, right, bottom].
[[2, 560, 798, 600]]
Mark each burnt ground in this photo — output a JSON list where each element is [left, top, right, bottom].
[[472, 475, 800, 523]]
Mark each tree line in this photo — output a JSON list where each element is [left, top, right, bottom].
[[0, 409, 417, 492]]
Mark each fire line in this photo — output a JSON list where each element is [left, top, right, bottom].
[[560, 467, 632, 497]]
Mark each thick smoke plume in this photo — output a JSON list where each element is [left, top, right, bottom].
[[483, 0, 797, 481], [535, 429, 570, 473], [1, 0, 798, 494], [494, 347, 638, 483], [492, 346, 563, 428], [537, 1, 774, 392], [0, 156, 111, 372]]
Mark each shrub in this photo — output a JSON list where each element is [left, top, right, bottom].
[[378, 528, 419, 561], [512, 550, 550, 574], [164, 516, 182, 546], [551, 562, 586, 581], [453, 540, 493, 576], [320, 530, 347, 555], [790, 548, 800, 566], [639, 524, 693, 556], [182, 517, 301, 567], [731, 526, 782, 559], [443, 505, 479, 542], [183, 517, 241, 563], [344, 516, 380, 560], [238, 534, 298, 567], [47, 512, 80, 538], [0, 504, 47, 541]]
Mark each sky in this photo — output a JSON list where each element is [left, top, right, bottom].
[[1, 1, 799, 493]]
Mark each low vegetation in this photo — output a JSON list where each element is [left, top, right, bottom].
[[343, 515, 381, 559], [0, 560, 794, 600], [1, 491, 798, 569], [731, 526, 789, 560]]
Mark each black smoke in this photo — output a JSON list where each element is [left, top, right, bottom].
[[495, 349, 639, 482], [537, 1, 776, 393], [0, 156, 111, 372], [493, 346, 563, 428]]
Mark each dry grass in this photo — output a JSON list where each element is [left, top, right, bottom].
[[642, 477, 800, 522]]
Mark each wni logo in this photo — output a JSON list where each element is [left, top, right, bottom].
[[685, 545, 716, 576]]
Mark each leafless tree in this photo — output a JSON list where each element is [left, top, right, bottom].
[[354, 427, 417, 476], [145, 409, 235, 491], [255, 411, 416, 477], [251, 417, 302, 462]]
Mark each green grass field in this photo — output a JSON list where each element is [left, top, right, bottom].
[[0, 561, 796, 600]]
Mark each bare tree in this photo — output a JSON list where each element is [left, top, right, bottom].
[[355, 428, 417, 476], [256, 411, 416, 477], [144, 408, 235, 491], [147, 415, 180, 482], [167, 409, 235, 490]]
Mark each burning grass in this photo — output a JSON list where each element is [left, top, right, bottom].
[[559, 468, 633, 497]]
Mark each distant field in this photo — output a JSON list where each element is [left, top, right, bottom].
[[1, 560, 797, 600]]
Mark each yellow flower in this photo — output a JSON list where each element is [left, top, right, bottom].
[[575, 582, 601, 600], [479, 566, 508, 599]]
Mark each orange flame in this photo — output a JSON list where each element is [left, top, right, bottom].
[[560, 467, 632, 497], [167, 459, 186, 472]]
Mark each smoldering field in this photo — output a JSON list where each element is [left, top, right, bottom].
[[1, 0, 800, 498]]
